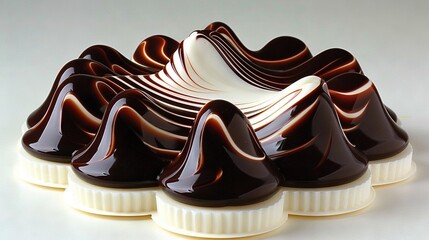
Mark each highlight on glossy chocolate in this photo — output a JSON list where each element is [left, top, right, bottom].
[[205, 21, 312, 69], [71, 89, 191, 188], [26, 40, 165, 129], [132, 35, 179, 69], [22, 75, 126, 163], [266, 81, 368, 188], [159, 100, 281, 207], [327, 72, 408, 160], [327, 72, 414, 185], [26, 59, 116, 128]]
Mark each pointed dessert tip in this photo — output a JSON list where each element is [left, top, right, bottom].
[[268, 78, 368, 188], [71, 88, 189, 188], [159, 100, 281, 207], [327, 72, 408, 160]]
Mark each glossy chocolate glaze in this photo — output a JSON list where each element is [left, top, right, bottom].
[[22, 75, 127, 163], [26, 40, 167, 129], [196, 30, 361, 90], [26, 59, 116, 128], [79, 44, 159, 75], [72, 89, 190, 188], [132, 35, 179, 69], [205, 22, 313, 69], [266, 82, 368, 188], [327, 72, 408, 160], [159, 100, 281, 207]]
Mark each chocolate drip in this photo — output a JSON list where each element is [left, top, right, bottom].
[[132, 35, 179, 69], [269, 82, 368, 188], [327, 72, 408, 160], [205, 21, 312, 69], [26, 59, 116, 128], [22, 75, 125, 163], [72, 89, 189, 188], [160, 100, 281, 207]]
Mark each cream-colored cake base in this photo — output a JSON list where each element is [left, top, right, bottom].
[[282, 169, 374, 216], [17, 143, 69, 188], [369, 144, 415, 186], [65, 172, 159, 216], [152, 191, 287, 238]]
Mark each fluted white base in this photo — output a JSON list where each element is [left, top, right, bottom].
[[65, 171, 159, 216], [369, 144, 415, 186], [282, 169, 374, 216], [17, 143, 69, 188], [152, 191, 287, 238]]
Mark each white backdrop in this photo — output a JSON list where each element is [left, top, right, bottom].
[[1, 1, 428, 239]]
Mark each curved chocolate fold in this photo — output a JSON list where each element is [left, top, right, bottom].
[[72, 89, 190, 188], [26, 59, 116, 128], [132, 35, 179, 69], [268, 81, 368, 188], [79, 44, 159, 75], [205, 21, 312, 69], [160, 100, 281, 207], [196, 30, 362, 90], [22, 75, 126, 163], [327, 72, 408, 160]]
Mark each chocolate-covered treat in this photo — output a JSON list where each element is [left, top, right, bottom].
[[160, 100, 281, 207], [71, 89, 189, 188]]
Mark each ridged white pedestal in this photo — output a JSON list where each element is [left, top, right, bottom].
[[17, 143, 69, 189], [152, 191, 287, 238], [65, 172, 159, 216], [369, 144, 415, 186], [283, 169, 374, 216]]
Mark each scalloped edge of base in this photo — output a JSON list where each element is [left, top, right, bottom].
[[17, 142, 69, 189], [152, 191, 287, 238], [283, 169, 375, 216], [370, 144, 415, 186], [65, 171, 159, 216]]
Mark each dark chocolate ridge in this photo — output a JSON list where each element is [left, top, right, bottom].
[[159, 100, 281, 207], [205, 21, 313, 69], [22, 75, 126, 163], [270, 82, 368, 188], [327, 72, 408, 160], [72, 89, 189, 188], [132, 35, 179, 69], [79, 44, 158, 75], [26, 59, 116, 128]]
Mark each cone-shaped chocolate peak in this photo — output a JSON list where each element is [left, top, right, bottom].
[[270, 81, 368, 188], [72, 89, 190, 188], [327, 72, 408, 160], [22, 75, 123, 163], [159, 100, 281, 207]]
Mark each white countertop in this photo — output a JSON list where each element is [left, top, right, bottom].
[[1, 1, 428, 239]]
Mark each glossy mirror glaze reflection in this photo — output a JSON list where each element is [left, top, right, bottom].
[[205, 21, 313, 69], [268, 82, 368, 188], [21, 23, 399, 169], [22, 75, 126, 163], [79, 44, 159, 75], [26, 59, 116, 128], [159, 100, 281, 207], [72, 89, 191, 188], [327, 72, 408, 160], [196, 30, 362, 90], [132, 35, 179, 69], [27, 35, 178, 129]]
